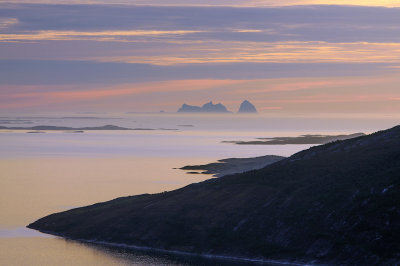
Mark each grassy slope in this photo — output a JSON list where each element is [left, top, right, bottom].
[[28, 126, 400, 265]]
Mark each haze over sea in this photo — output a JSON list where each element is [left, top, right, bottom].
[[0, 113, 398, 265]]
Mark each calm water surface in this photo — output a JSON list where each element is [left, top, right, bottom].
[[0, 113, 398, 265]]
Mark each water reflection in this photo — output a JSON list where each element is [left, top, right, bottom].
[[0, 235, 279, 266], [78, 239, 280, 265]]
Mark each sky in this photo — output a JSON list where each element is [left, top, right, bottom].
[[1, 1, 400, 114]]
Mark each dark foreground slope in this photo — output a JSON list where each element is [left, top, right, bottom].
[[28, 126, 400, 265]]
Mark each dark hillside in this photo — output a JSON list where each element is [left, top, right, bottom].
[[28, 126, 400, 265]]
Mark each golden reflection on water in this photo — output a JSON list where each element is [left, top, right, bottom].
[[0, 156, 215, 265], [0, 237, 189, 266], [0, 156, 212, 228], [0, 236, 257, 266]]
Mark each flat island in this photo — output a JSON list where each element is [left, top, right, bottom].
[[224, 133, 365, 145]]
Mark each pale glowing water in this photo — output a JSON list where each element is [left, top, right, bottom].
[[0, 113, 398, 265]]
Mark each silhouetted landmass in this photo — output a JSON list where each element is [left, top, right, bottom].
[[65, 130, 85, 133], [238, 100, 257, 113], [0, 119, 33, 124], [0, 125, 178, 131], [28, 126, 400, 265], [27, 131, 45, 134], [157, 128, 179, 131], [60, 117, 118, 119], [224, 133, 365, 145], [180, 155, 285, 177], [177, 104, 202, 112], [178, 101, 230, 113]]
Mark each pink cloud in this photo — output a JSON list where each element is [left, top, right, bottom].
[[259, 106, 283, 110], [232, 76, 389, 95], [0, 79, 245, 109]]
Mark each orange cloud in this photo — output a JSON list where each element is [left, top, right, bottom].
[[259, 106, 283, 110], [89, 42, 400, 65], [226, 75, 391, 96], [0, 30, 204, 42], [266, 94, 397, 104], [0, 18, 19, 29]]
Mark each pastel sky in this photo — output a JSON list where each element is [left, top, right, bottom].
[[1, 1, 400, 114]]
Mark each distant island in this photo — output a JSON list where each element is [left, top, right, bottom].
[[224, 133, 366, 145], [28, 125, 400, 265], [177, 100, 258, 113], [178, 101, 230, 113], [238, 100, 257, 113]]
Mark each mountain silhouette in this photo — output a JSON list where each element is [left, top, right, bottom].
[[238, 100, 257, 113], [177, 101, 230, 113]]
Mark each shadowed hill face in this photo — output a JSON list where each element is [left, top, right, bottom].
[[28, 126, 400, 265]]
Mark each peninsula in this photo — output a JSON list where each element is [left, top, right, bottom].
[[224, 133, 366, 145], [180, 155, 285, 177], [28, 126, 400, 265]]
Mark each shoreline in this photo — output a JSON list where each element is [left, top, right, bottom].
[[30, 228, 313, 266]]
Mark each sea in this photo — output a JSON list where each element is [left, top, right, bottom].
[[0, 113, 398, 265]]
